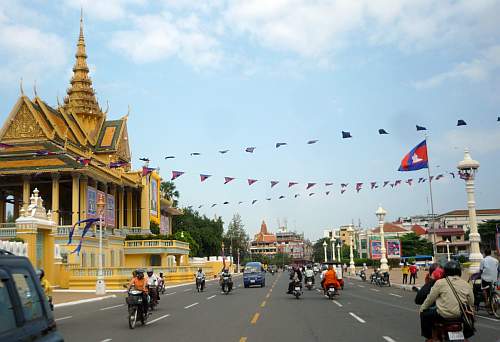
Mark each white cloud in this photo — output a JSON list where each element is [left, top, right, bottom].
[[435, 128, 500, 155], [414, 45, 500, 89], [64, 0, 146, 21], [110, 12, 221, 68]]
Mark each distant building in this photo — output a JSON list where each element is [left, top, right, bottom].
[[323, 229, 339, 240], [250, 221, 277, 256], [436, 209, 500, 231], [276, 227, 308, 260]]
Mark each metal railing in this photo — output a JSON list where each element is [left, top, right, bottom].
[[0, 228, 16, 238], [124, 239, 189, 249], [69, 265, 201, 277]]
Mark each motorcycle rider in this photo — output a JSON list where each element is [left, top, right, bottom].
[[129, 269, 149, 316], [321, 264, 340, 295], [287, 265, 303, 294], [419, 261, 474, 341], [195, 267, 206, 289], [158, 272, 165, 293], [220, 267, 233, 292], [480, 249, 499, 307], [304, 264, 315, 285], [146, 268, 160, 304]]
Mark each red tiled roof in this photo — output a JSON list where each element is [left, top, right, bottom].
[[411, 224, 427, 236], [371, 223, 408, 233], [438, 209, 500, 217], [254, 220, 276, 243], [427, 228, 465, 236]]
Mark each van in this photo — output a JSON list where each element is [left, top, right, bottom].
[[243, 262, 266, 288]]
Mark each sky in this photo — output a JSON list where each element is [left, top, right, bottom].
[[1, 0, 499, 240]]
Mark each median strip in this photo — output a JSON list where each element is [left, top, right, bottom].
[[250, 312, 260, 324], [349, 312, 366, 323]]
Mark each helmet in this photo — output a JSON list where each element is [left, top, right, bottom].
[[307, 265, 312, 269], [444, 261, 462, 277], [198, 268, 202, 272], [136, 269, 144, 278]]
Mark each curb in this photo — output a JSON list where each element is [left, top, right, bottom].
[[54, 295, 117, 308], [346, 275, 420, 292]]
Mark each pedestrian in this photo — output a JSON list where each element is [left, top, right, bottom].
[[402, 262, 410, 284], [409, 262, 418, 285]]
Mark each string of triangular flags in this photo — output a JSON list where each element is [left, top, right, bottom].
[[159, 119, 499, 159], [188, 172, 457, 210]]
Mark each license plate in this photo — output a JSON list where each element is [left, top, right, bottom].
[[448, 331, 465, 340], [295, 287, 301, 291], [250, 280, 255, 283]]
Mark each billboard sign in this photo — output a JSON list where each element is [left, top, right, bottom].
[[87, 186, 97, 219]]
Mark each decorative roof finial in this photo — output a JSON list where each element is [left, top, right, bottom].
[[33, 80, 38, 97], [20, 77, 24, 96], [104, 100, 109, 114], [80, 7, 84, 41]]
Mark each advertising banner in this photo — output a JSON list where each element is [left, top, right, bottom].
[[370, 240, 382, 259], [160, 214, 169, 235], [106, 194, 115, 227], [150, 173, 161, 224], [87, 186, 97, 219], [386, 239, 401, 258]]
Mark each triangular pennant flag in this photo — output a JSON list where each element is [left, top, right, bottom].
[[271, 181, 279, 188], [165, 155, 175, 159], [224, 177, 235, 184], [110, 160, 129, 168], [288, 182, 298, 188], [190, 152, 201, 156], [356, 183, 363, 193], [416, 125, 427, 131], [294, 194, 300, 198], [406, 179, 413, 186], [383, 181, 390, 187], [238, 201, 243, 205], [325, 182, 333, 186], [200, 174, 211, 182], [248, 179, 258, 186], [223, 201, 229, 205], [378, 129, 389, 135], [418, 177, 425, 183], [429, 176, 434, 182], [76, 157, 91, 166], [307, 139, 318, 144], [341, 183, 348, 189], [306, 182, 316, 190], [342, 131, 352, 139], [279, 195, 285, 199], [449, 172, 455, 178], [457, 119, 467, 126], [435, 174, 444, 180], [211, 204, 217, 208], [390, 183, 395, 188], [497, 117, 500, 122], [370, 182, 377, 189], [245, 147, 255, 153], [252, 200, 258, 205], [309, 193, 315, 196], [219, 150, 229, 154], [198, 205, 203, 209], [326, 191, 330, 195], [171, 170, 185, 180], [266, 198, 271, 201], [395, 180, 402, 186], [341, 189, 346, 194], [275, 142, 287, 148]]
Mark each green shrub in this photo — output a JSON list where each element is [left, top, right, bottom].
[[8, 237, 24, 243]]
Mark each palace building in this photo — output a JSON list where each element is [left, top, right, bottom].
[[0, 15, 200, 289]]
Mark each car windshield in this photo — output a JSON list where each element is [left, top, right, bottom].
[[244, 266, 260, 273]]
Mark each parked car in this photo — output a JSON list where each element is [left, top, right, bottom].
[[0, 249, 64, 341], [243, 262, 266, 288]]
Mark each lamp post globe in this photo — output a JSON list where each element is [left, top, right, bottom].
[[375, 205, 389, 271], [96, 196, 106, 295], [322, 240, 328, 263], [457, 149, 482, 273], [347, 225, 356, 274]]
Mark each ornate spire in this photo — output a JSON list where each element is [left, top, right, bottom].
[[63, 10, 103, 140]]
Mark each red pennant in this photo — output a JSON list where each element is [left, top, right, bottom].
[[406, 179, 413, 186], [306, 182, 316, 190], [171, 170, 185, 180], [200, 174, 211, 182], [271, 181, 279, 188], [356, 182, 363, 193], [248, 179, 258, 186], [288, 182, 298, 188], [370, 182, 377, 189], [224, 177, 235, 184]]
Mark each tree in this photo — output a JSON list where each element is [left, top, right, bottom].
[[173, 230, 200, 257], [223, 213, 250, 263], [160, 181, 180, 207], [173, 207, 224, 257], [6, 211, 14, 223], [400, 232, 433, 257], [476, 220, 499, 252], [313, 238, 334, 262]]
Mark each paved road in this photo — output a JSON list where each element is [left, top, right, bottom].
[[55, 272, 500, 342]]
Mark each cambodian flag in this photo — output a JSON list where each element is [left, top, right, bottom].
[[398, 140, 428, 171]]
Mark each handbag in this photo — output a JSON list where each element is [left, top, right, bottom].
[[445, 276, 475, 332]]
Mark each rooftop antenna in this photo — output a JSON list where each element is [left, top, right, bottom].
[[33, 80, 38, 97]]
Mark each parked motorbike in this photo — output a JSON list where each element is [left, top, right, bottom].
[[376, 272, 391, 287], [370, 271, 378, 284], [359, 270, 366, 282], [305, 277, 314, 290], [126, 288, 148, 329], [196, 276, 205, 292], [292, 280, 302, 299], [221, 275, 232, 294]]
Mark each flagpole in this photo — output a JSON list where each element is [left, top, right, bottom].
[[425, 136, 437, 257]]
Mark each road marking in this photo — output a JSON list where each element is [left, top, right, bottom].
[[260, 300, 266, 308], [357, 285, 365, 288], [383, 336, 397, 342], [146, 314, 170, 325], [99, 304, 124, 311], [239, 338, 247, 342], [349, 312, 366, 323], [100, 339, 112, 342], [207, 295, 216, 300], [371, 289, 380, 292], [165, 292, 177, 296], [184, 302, 199, 309], [269, 288, 273, 292], [389, 293, 402, 298], [55, 316, 72, 322], [183, 289, 191, 292], [332, 300, 343, 307], [265, 293, 270, 299], [477, 314, 500, 322], [251, 312, 260, 324]]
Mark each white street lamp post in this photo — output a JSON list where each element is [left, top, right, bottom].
[[323, 240, 328, 263], [457, 149, 482, 273], [331, 239, 336, 261], [376, 205, 389, 271], [347, 225, 356, 274], [96, 196, 106, 295], [337, 241, 341, 262], [446, 239, 451, 262]]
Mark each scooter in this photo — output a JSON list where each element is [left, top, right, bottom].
[[196, 276, 205, 292], [126, 287, 148, 329], [305, 277, 314, 290], [292, 280, 303, 299], [326, 285, 338, 300], [359, 270, 366, 282], [221, 275, 232, 295]]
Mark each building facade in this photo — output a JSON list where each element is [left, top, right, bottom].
[[250, 221, 277, 256]]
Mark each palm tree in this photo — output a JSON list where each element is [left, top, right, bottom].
[[160, 181, 179, 207]]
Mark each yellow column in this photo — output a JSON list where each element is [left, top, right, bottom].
[[140, 178, 149, 229], [118, 187, 124, 228], [110, 184, 117, 228], [126, 188, 133, 227], [71, 173, 80, 225], [132, 191, 137, 227], [79, 175, 88, 224], [43, 229, 55, 285], [16, 227, 37, 266], [22, 175, 31, 210], [13, 193, 20, 219], [51, 173, 60, 225], [161, 253, 169, 266]]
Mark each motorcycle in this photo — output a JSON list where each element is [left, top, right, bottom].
[[292, 280, 302, 299], [359, 270, 366, 282], [148, 285, 158, 311], [196, 276, 205, 292], [432, 319, 466, 341], [305, 277, 314, 290], [326, 285, 338, 300], [221, 275, 232, 294], [126, 288, 148, 329], [158, 278, 166, 294], [370, 271, 378, 284], [376, 272, 391, 287]]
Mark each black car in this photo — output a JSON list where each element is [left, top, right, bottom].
[[0, 249, 64, 341]]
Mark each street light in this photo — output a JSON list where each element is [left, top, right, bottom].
[[347, 225, 356, 274], [445, 239, 451, 262], [331, 239, 336, 261], [337, 241, 341, 262], [457, 148, 482, 273], [96, 195, 106, 295], [375, 205, 389, 271], [322, 240, 327, 263]]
